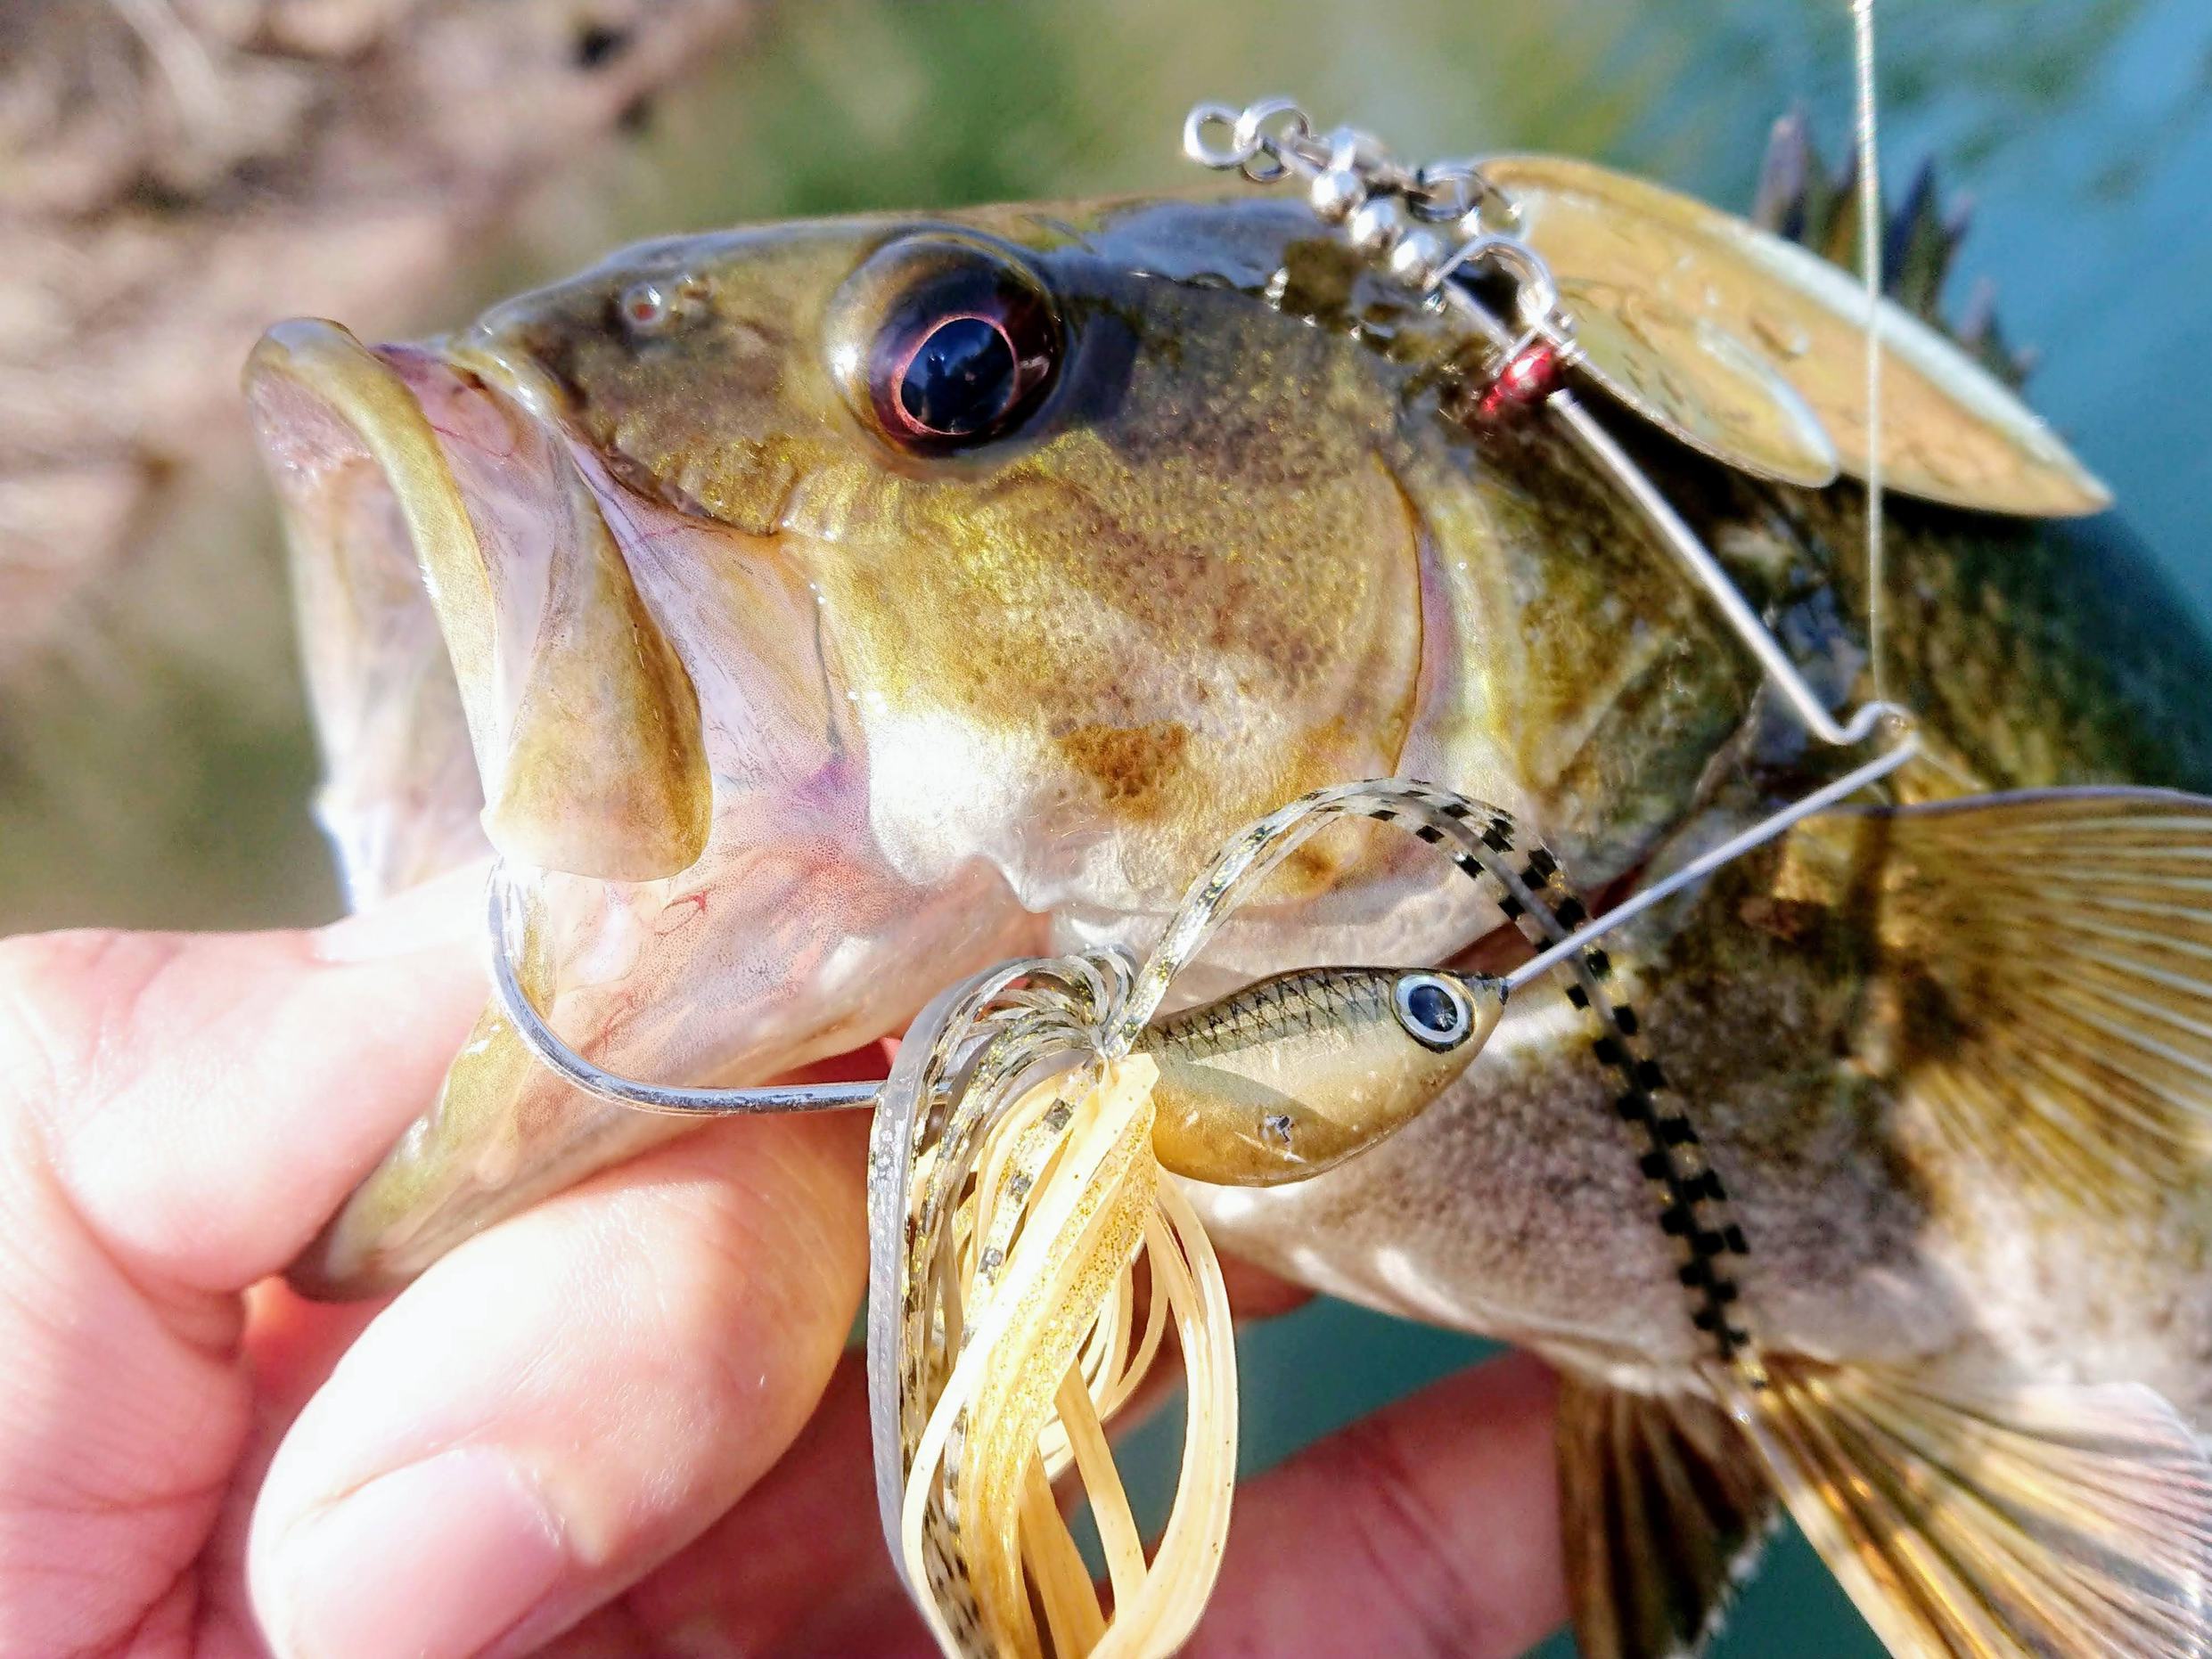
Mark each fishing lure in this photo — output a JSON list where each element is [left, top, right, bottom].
[[496, 772, 1661, 1655]]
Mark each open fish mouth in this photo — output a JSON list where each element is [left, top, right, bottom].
[[244, 317, 1041, 1298], [244, 318, 715, 906]]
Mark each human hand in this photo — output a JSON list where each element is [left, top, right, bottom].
[[0, 873, 1568, 1656]]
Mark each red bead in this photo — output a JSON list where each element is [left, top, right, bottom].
[[1476, 342, 1561, 421]]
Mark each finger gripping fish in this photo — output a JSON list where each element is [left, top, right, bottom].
[[245, 89, 2212, 1659]]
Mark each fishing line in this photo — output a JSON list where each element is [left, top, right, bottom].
[[1855, 0, 1891, 708]]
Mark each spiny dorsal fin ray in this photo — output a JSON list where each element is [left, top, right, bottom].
[[1884, 160, 1951, 323], [1750, 108, 2035, 390], [1791, 787, 2212, 1213], [1559, 1376, 1779, 1659], [1741, 1359, 2212, 1659]]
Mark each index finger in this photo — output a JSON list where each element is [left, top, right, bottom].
[[1189, 1350, 1565, 1657]]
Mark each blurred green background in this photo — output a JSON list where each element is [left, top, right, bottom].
[[9, 0, 2212, 1653]]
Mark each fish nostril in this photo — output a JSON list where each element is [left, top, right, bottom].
[[572, 22, 631, 69], [615, 276, 706, 339]]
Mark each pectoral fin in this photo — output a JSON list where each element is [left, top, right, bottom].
[[1741, 1358, 2212, 1658], [1795, 788, 2212, 1214], [1558, 1374, 1777, 1659]]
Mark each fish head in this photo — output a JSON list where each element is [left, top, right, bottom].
[[249, 195, 1472, 918], [432, 197, 1448, 915], [243, 193, 1492, 1294]]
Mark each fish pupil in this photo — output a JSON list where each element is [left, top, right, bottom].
[[1406, 982, 1457, 1033], [898, 315, 1018, 436], [1394, 974, 1471, 1049]]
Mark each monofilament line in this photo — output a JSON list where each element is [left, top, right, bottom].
[[1854, 0, 1889, 706]]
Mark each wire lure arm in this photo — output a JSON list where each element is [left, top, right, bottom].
[[1505, 740, 1913, 990]]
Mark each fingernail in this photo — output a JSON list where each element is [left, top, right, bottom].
[[313, 862, 489, 963], [263, 1449, 567, 1659]]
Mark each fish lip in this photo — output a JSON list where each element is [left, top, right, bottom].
[[244, 318, 504, 740], [281, 1028, 901, 1303], [244, 319, 502, 901], [244, 317, 714, 895]]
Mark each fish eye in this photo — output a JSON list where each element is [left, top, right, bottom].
[[827, 234, 1061, 455], [1393, 973, 1474, 1051]]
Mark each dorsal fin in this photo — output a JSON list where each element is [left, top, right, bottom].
[[1749, 109, 2036, 391]]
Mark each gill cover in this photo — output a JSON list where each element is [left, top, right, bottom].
[[245, 319, 711, 883]]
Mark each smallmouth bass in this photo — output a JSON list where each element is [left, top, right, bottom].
[[244, 121, 2212, 1656]]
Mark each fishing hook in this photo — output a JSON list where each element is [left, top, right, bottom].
[[485, 862, 878, 1116]]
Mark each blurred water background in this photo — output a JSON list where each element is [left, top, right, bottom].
[[8, 1, 2211, 1652]]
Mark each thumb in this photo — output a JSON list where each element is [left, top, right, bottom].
[[2, 862, 488, 1298], [0, 864, 488, 1655]]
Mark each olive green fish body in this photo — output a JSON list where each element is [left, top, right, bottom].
[[246, 179, 2212, 1336], [243, 158, 2212, 1335]]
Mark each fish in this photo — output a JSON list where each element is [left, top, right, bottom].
[[242, 112, 2212, 1657]]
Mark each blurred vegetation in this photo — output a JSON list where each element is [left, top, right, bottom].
[[6, 2, 2211, 1651]]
